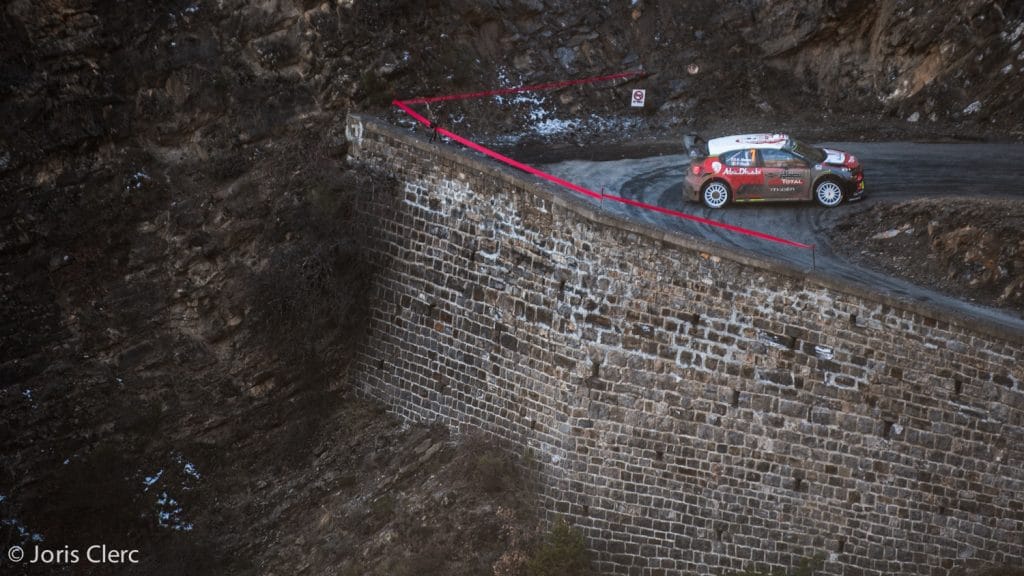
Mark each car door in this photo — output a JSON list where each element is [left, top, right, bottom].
[[719, 148, 764, 201], [760, 149, 811, 200]]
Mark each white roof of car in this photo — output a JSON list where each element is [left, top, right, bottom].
[[707, 133, 791, 156]]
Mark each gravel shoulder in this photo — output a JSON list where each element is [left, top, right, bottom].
[[827, 197, 1024, 317]]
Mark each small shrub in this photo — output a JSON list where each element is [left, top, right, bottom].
[[359, 69, 393, 109], [391, 548, 446, 576], [247, 192, 372, 377], [471, 452, 517, 494], [526, 518, 592, 576], [370, 495, 395, 519]]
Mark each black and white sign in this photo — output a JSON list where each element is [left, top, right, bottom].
[[631, 89, 646, 108]]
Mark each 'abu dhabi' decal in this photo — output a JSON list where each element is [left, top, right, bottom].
[[723, 167, 762, 176]]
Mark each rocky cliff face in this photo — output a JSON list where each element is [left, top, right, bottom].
[[1, 0, 1022, 574], [0, 2, 533, 573], [749, 0, 1024, 130]]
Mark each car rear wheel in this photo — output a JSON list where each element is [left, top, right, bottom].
[[814, 179, 844, 207], [702, 181, 730, 209]]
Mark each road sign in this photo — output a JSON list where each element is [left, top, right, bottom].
[[631, 89, 646, 108]]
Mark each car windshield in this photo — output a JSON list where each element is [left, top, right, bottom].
[[786, 139, 826, 163]]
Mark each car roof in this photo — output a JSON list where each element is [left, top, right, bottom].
[[707, 133, 791, 156]]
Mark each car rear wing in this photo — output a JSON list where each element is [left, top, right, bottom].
[[683, 134, 708, 159]]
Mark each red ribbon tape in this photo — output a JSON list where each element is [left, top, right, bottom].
[[390, 71, 814, 252]]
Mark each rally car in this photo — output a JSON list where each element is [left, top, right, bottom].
[[682, 133, 865, 209]]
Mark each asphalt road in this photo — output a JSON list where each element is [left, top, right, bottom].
[[542, 142, 1024, 333]]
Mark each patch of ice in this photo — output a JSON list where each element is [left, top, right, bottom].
[[22, 389, 32, 401], [184, 3, 199, 13], [1003, 64, 1014, 74], [963, 100, 982, 115]]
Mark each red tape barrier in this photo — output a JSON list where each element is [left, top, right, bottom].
[[392, 72, 814, 252], [401, 71, 643, 105], [394, 100, 601, 201]]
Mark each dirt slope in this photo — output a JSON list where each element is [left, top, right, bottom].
[[829, 198, 1024, 316]]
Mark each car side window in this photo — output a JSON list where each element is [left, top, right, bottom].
[[762, 149, 807, 169], [722, 149, 757, 167]]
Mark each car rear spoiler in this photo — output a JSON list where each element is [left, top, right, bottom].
[[683, 134, 708, 159]]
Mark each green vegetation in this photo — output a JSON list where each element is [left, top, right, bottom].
[[470, 451, 517, 494], [526, 518, 592, 576]]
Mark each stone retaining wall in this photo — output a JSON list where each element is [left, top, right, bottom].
[[345, 113, 1024, 576]]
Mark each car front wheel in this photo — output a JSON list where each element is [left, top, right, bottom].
[[702, 181, 730, 209], [814, 179, 844, 207]]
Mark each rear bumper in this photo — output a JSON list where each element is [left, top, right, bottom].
[[683, 174, 702, 202]]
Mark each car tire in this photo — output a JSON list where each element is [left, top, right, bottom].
[[702, 181, 730, 209], [814, 179, 844, 207]]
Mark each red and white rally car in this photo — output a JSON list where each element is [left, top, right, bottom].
[[683, 133, 865, 208]]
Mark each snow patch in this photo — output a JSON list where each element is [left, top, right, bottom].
[[143, 469, 164, 491], [871, 224, 914, 240], [535, 118, 579, 135], [142, 454, 202, 532], [156, 492, 193, 531], [126, 171, 150, 193], [1002, 21, 1024, 44], [963, 100, 982, 115], [0, 498, 45, 545]]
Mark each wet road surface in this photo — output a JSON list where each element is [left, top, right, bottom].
[[542, 142, 1024, 334]]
